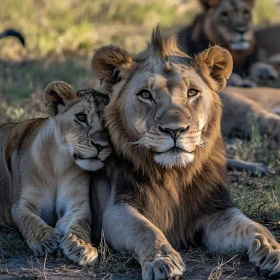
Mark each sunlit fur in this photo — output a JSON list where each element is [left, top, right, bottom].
[[0, 82, 111, 266]]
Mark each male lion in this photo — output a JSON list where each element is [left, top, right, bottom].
[[178, 0, 278, 82], [90, 28, 280, 279], [0, 82, 111, 265]]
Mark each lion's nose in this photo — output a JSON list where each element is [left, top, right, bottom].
[[90, 140, 108, 152], [90, 131, 110, 152], [158, 125, 190, 140]]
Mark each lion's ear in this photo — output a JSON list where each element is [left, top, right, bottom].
[[91, 46, 134, 93], [194, 46, 233, 92], [44, 81, 76, 116], [244, 0, 255, 7], [199, 0, 220, 9]]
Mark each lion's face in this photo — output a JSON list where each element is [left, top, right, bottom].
[[203, 0, 255, 51], [92, 29, 232, 168], [120, 64, 212, 168], [44, 83, 111, 171]]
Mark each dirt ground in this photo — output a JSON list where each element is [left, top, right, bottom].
[[0, 232, 264, 280]]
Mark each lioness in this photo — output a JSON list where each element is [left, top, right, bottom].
[[221, 87, 280, 139], [178, 0, 278, 82], [0, 81, 111, 265], [90, 28, 280, 279]]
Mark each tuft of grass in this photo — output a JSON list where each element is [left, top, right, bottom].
[[0, 228, 29, 259]]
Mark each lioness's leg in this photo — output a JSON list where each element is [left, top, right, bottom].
[[220, 91, 280, 140], [12, 198, 61, 256], [103, 203, 185, 280], [203, 207, 280, 279], [56, 176, 98, 266]]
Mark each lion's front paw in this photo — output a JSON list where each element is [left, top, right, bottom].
[[249, 234, 280, 279], [30, 227, 61, 257], [142, 246, 185, 280], [60, 232, 98, 266], [249, 62, 279, 82]]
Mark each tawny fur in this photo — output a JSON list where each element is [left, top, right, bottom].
[[0, 82, 111, 266], [221, 87, 280, 140]]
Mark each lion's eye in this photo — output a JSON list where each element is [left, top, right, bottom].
[[138, 90, 152, 100], [244, 9, 250, 17], [76, 113, 87, 123], [221, 11, 228, 19], [188, 89, 199, 97]]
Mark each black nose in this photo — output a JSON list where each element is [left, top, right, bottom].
[[90, 141, 107, 152], [158, 125, 190, 140], [235, 28, 247, 35]]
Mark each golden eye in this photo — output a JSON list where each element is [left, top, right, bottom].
[[76, 113, 87, 123], [138, 90, 152, 100], [188, 89, 199, 97]]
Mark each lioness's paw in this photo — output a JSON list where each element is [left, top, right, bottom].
[[249, 234, 280, 279], [30, 227, 61, 257], [60, 232, 98, 266], [142, 247, 185, 280]]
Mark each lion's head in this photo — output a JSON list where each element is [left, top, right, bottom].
[[92, 28, 232, 169], [44, 81, 111, 171], [200, 0, 255, 51]]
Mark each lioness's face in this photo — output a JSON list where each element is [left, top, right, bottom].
[[44, 84, 111, 171], [204, 0, 254, 51], [92, 29, 233, 169], [121, 64, 211, 168]]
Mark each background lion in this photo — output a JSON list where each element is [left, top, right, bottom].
[[0, 81, 111, 265], [90, 28, 280, 280], [178, 0, 279, 83]]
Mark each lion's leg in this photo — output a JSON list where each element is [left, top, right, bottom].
[[12, 196, 61, 256], [103, 203, 185, 280], [220, 91, 280, 140], [55, 175, 98, 266], [203, 207, 280, 279]]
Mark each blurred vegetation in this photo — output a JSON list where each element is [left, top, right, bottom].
[[0, 0, 280, 121], [0, 0, 198, 59]]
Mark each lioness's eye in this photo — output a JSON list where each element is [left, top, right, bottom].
[[76, 113, 87, 123], [138, 90, 152, 100], [188, 89, 199, 97]]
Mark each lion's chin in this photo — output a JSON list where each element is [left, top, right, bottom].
[[230, 41, 250, 51], [154, 151, 194, 169], [75, 158, 104, 171]]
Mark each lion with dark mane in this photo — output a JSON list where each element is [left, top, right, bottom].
[[90, 28, 280, 280], [178, 0, 279, 82]]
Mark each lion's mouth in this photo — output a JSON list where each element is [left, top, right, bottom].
[[74, 154, 104, 162], [230, 41, 250, 51], [153, 147, 195, 155]]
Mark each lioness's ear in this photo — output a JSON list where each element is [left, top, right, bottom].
[[91, 46, 134, 93], [199, 0, 220, 9], [44, 81, 76, 116], [194, 46, 233, 92]]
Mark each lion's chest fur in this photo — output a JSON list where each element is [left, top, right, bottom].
[[108, 157, 233, 249]]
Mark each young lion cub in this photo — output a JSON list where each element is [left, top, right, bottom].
[[0, 81, 111, 265]]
